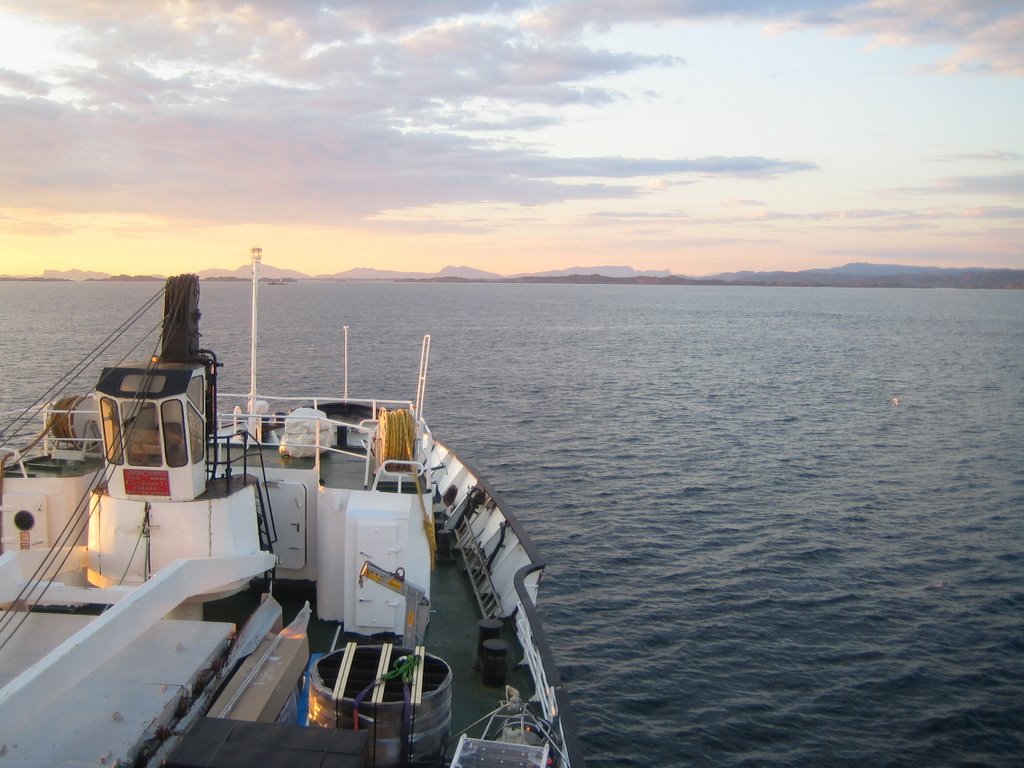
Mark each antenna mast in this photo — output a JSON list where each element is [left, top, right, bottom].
[[248, 247, 262, 424], [343, 325, 349, 401]]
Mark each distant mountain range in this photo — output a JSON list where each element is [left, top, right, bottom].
[[5, 264, 672, 282], [2, 262, 1021, 289], [510, 265, 672, 279], [698, 263, 1024, 289]]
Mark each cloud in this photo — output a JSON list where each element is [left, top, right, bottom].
[[934, 174, 1024, 196], [3, 3, 674, 111], [516, 155, 818, 179], [0, 0, 1015, 264], [799, 1, 1024, 76], [445, 114, 562, 132], [929, 151, 1024, 163], [0, 2, 821, 229], [958, 206, 1024, 219], [0, 87, 815, 224], [886, 174, 1024, 198], [645, 205, 1023, 230], [0, 1, 711, 228], [525, 0, 1024, 76], [0, 217, 73, 236], [0, 68, 51, 96], [722, 199, 768, 207]]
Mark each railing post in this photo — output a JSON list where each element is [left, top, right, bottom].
[[415, 335, 430, 420]]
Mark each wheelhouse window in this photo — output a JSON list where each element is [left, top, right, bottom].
[[161, 400, 188, 468], [100, 397, 123, 465], [187, 376, 205, 415], [124, 402, 162, 467], [187, 403, 205, 464], [119, 373, 167, 395]]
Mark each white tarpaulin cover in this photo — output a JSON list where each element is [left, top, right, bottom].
[[278, 408, 332, 458]]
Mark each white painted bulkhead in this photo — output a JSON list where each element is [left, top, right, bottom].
[[105, 451, 207, 503], [314, 486, 352, 616], [0, 472, 98, 553], [257, 463, 323, 582], [264, 480, 308, 570], [316, 487, 433, 637], [87, 484, 263, 591]]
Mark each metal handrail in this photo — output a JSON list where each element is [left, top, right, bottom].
[[218, 393, 414, 413], [371, 458, 428, 492], [0, 403, 104, 470], [216, 407, 434, 496]]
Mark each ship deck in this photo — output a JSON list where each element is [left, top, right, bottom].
[[208, 444, 534, 752], [234, 559, 531, 739], [1, 453, 104, 478], [246, 444, 371, 490], [1, 424, 547, 764]]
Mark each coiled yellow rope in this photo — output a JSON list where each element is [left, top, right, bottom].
[[377, 408, 436, 567], [377, 408, 415, 463]]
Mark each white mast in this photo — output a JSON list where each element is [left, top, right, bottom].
[[342, 325, 350, 400], [248, 247, 262, 436]]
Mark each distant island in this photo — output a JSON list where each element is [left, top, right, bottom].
[[88, 274, 164, 282], [2, 263, 1022, 289]]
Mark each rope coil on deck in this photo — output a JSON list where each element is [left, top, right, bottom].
[[377, 408, 436, 567], [377, 407, 415, 463], [44, 394, 86, 440]]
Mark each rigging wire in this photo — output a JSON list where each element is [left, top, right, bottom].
[[0, 328, 166, 651], [0, 283, 191, 650], [0, 310, 166, 647], [0, 312, 166, 602], [0, 285, 165, 451]]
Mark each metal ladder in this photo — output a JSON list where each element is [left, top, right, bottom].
[[455, 517, 502, 619], [253, 482, 277, 555]]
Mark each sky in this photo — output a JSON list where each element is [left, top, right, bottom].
[[0, 1, 1022, 278]]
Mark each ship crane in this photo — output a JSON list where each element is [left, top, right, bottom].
[[358, 560, 430, 647]]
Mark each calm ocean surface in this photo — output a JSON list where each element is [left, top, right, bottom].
[[1, 281, 1022, 767]]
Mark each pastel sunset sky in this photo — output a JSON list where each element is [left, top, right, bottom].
[[1, 1, 1022, 277]]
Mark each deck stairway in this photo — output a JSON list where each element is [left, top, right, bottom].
[[253, 482, 277, 556], [454, 518, 502, 619]]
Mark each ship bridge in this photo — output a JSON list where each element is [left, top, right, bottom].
[[95, 363, 208, 501]]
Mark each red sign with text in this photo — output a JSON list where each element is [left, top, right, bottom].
[[123, 469, 171, 496]]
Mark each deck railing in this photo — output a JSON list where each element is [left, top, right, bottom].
[[437, 443, 586, 768], [215, 395, 433, 492], [0, 402, 103, 475]]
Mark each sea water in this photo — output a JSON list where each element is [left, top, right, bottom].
[[1, 280, 1021, 767]]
